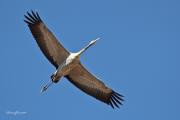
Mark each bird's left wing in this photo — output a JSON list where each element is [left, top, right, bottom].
[[65, 63, 124, 108], [24, 11, 69, 68]]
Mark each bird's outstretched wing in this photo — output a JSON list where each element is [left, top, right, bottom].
[[24, 11, 69, 68], [65, 63, 124, 108]]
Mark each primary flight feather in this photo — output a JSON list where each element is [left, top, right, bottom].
[[24, 11, 124, 108]]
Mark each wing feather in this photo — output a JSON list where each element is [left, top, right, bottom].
[[65, 63, 124, 108], [24, 11, 69, 68]]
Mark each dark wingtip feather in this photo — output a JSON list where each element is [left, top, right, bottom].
[[24, 19, 32, 25], [109, 101, 114, 109], [36, 12, 42, 21], [108, 91, 124, 109], [31, 10, 39, 20], [112, 95, 123, 105], [111, 97, 119, 108], [114, 91, 124, 97], [24, 10, 42, 25], [113, 92, 124, 101]]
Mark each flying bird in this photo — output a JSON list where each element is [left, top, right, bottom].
[[24, 11, 124, 108]]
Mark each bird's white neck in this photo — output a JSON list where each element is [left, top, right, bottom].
[[78, 38, 100, 55]]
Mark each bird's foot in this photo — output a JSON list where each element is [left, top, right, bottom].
[[40, 81, 53, 93], [40, 85, 48, 93]]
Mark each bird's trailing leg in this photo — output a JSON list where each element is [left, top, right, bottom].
[[40, 70, 60, 93]]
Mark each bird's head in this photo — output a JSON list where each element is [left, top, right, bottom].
[[89, 37, 100, 46]]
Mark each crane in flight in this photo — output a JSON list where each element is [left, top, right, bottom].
[[24, 11, 124, 108]]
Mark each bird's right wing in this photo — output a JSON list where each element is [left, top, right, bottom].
[[65, 63, 124, 108], [24, 11, 69, 68]]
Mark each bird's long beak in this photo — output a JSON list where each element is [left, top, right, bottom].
[[95, 37, 100, 41]]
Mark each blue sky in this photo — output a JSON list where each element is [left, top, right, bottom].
[[0, 0, 179, 119]]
